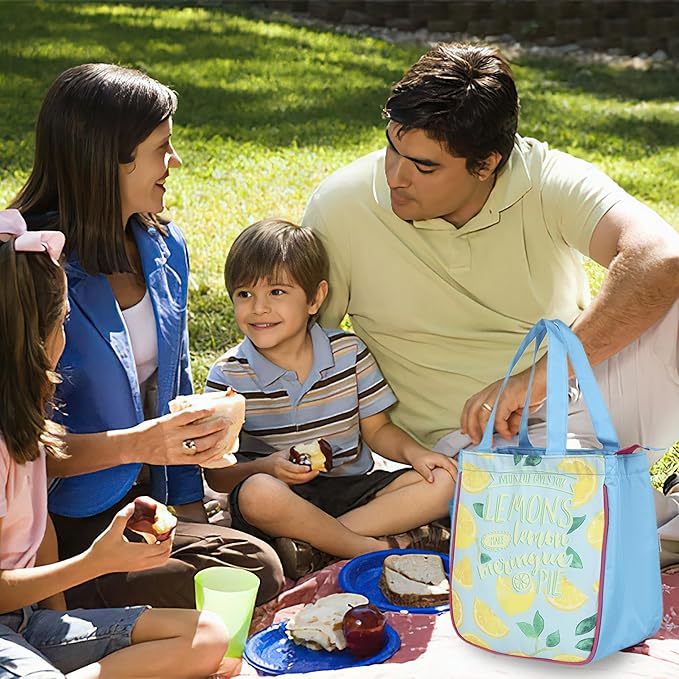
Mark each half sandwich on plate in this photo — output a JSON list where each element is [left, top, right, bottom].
[[379, 554, 450, 608]]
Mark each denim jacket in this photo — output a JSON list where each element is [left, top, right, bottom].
[[48, 220, 203, 517]]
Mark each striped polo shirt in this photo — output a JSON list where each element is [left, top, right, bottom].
[[204, 324, 397, 477]]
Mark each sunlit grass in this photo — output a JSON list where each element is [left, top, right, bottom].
[[1, 2, 677, 478]]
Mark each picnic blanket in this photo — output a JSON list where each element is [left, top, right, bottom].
[[222, 563, 679, 679]]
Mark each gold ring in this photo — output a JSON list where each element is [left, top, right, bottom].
[[182, 439, 197, 451], [481, 402, 493, 413]]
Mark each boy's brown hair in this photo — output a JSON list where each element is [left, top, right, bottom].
[[225, 219, 329, 304], [0, 243, 67, 463]]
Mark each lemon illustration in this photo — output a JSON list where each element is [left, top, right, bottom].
[[552, 654, 586, 663], [452, 589, 464, 628], [473, 598, 509, 638], [454, 503, 477, 550], [557, 458, 598, 508], [460, 632, 490, 649], [545, 576, 588, 611], [587, 511, 605, 550], [461, 462, 491, 493], [496, 576, 536, 616], [508, 650, 529, 657], [593, 581, 600, 594], [453, 556, 473, 588]]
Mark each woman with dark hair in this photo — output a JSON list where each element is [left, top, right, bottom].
[[10, 63, 284, 609]]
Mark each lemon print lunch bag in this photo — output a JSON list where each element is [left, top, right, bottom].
[[450, 319, 662, 664]]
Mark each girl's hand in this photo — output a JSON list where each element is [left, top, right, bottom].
[[406, 450, 459, 484], [263, 449, 319, 486], [86, 503, 173, 576], [131, 407, 235, 468]]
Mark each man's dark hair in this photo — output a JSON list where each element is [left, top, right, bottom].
[[384, 43, 519, 175]]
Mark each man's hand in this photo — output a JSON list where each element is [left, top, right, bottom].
[[460, 357, 548, 445], [263, 449, 320, 486]]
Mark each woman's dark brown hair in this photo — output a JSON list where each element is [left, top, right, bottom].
[[384, 43, 519, 176], [225, 219, 329, 304], [0, 242, 67, 462], [11, 63, 177, 275]]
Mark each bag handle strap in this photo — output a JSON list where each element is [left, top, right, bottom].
[[478, 319, 619, 454]]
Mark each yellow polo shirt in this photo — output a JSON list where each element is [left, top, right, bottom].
[[302, 136, 626, 447]]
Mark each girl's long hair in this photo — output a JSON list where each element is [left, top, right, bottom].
[[11, 63, 177, 275], [0, 242, 67, 463]]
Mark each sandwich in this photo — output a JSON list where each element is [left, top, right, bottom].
[[169, 387, 245, 467], [379, 553, 450, 608], [289, 438, 333, 472], [286, 593, 369, 651]]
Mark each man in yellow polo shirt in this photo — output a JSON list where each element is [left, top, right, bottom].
[[302, 43, 679, 558]]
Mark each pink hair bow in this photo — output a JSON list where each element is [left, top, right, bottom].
[[0, 209, 65, 263]]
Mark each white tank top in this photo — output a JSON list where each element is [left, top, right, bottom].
[[121, 290, 159, 388]]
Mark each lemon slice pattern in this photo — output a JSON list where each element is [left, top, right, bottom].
[[496, 576, 536, 616], [473, 598, 510, 638], [460, 632, 490, 649], [454, 503, 476, 550], [453, 555, 472, 588], [452, 589, 464, 628], [461, 462, 491, 493], [556, 458, 598, 508], [545, 576, 588, 612], [587, 511, 605, 551]]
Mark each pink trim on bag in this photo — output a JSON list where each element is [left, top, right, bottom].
[[449, 489, 465, 642], [588, 484, 609, 661], [616, 445, 641, 455]]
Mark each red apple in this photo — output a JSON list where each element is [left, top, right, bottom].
[[342, 604, 386, 658], [127, 496, 175, 542]]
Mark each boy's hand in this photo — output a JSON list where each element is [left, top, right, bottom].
[[86, 503, 174, 576], [406, 450, 459, 484], [264, 449, 320, 486]]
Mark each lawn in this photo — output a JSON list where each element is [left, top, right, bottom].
[[0, 2, 677, 481]]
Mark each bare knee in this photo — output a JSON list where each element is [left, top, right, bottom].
[[239, 474, 292, 524], [430, 468, 458, 502], [188, 611, 230, 677]]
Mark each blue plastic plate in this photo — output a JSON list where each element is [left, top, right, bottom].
[[243, 620, 400, 675], [339, 549, 450, 614]]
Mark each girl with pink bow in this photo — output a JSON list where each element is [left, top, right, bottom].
[[0, 211, 231, 678]]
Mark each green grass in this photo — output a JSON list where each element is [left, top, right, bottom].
[[1, 2, 677, 479]]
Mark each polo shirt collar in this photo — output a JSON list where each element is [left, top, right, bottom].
[[372, 135, 532, 234], [237, 323, 335, 389]]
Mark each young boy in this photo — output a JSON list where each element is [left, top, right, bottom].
[[204, 219, 458, 579]]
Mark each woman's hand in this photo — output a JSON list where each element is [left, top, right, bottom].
[[263, 449, 319, 486], [86, 503, 173, 576], [131, 407, 235, 467]]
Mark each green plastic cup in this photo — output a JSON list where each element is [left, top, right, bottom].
[[194, 566, 260, 658]]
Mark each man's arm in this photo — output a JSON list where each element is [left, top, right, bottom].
[[461, 198, 679, 443]]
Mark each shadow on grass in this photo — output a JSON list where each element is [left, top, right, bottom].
[[2, 2, 679, 178]]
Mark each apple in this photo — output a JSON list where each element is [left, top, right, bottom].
[[127, 496, 176, 543], [342, 604, 386, 658]]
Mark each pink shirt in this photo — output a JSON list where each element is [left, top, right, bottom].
[[0, 434, 47, 569]]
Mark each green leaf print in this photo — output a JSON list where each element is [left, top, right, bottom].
[[575, 637, 595, 652], [566, 547, 583, 569], [517, 621, 538, 639], [545, 630, 561, 648], [513, 453, 523, 465], [532, 611, 544, 637], [473, 502, 484, 518], [479, 553, 492, 564], [567, 516, 586, 535], [525, 455, 542, 466], [575, 614, 598, 636]]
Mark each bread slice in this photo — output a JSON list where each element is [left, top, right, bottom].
[[379, 554, 450, 608]]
